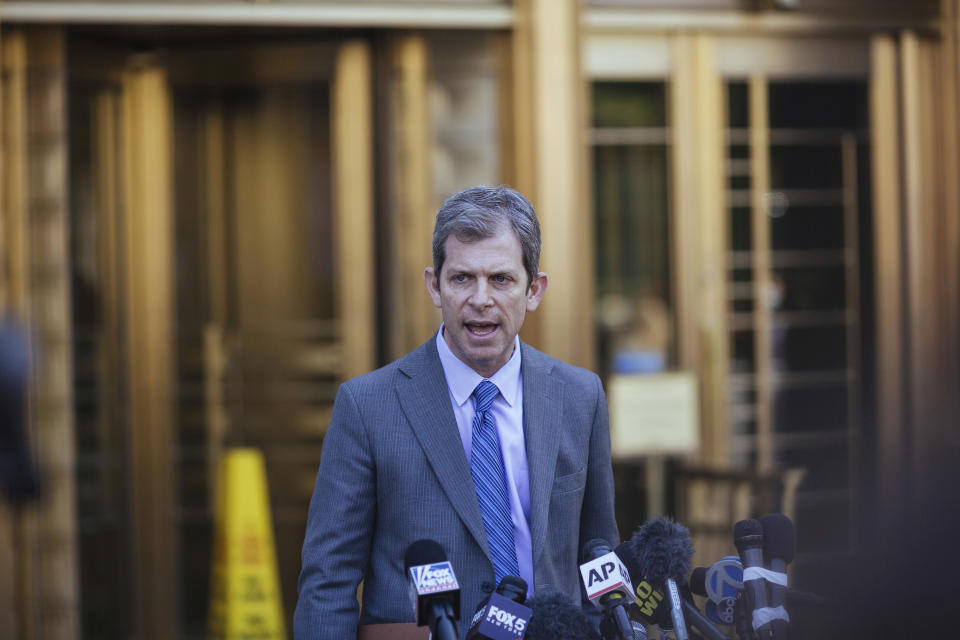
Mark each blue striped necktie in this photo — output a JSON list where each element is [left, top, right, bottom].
[[470, 380, 520, 583]]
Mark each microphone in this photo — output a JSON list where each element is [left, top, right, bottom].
[[524, 588, 602, 640], [619, 528, 727, 640], [733, 519, 772, 640], [690, 560, 827, 614], [492, 575, 528, 605], [760, 514, 795, 640], [613, 542, 673, 630], [690, 556, 743, 625], [404, 538, 461, 640], [629, 518, 693, 640], [579, 538, 635, 640], [466, 576, 532, 640], [690, 567, 706, 592]]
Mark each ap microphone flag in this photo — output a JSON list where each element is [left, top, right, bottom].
[[579, 545, 634, 603], [580, 539, 635, 640]]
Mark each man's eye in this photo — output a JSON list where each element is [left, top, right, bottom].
[[494, 275, 508, 283], [453, 274, 468, 282]]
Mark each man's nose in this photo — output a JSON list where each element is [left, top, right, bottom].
[[469, 280, 493, 307]]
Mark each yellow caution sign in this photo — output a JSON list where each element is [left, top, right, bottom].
[[209, 448, 287, 640]]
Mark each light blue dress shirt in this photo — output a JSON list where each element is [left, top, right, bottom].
[[435, 326, 534, 597]]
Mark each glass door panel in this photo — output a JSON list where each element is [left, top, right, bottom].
[[724, 77, 872, 555], [590, 80, 672, 533], [70, 77, 137, 640], [591, 81, 672, 380]]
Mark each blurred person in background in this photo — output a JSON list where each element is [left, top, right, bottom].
[[0, 307, 38, 505]]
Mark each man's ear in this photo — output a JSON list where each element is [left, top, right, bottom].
[[526, 272, 548, 312], [424, 267, 442, 308]]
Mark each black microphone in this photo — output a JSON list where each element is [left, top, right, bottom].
[[619, 530, 727, 640], [524, 588, 602, 640], [467, 575, 532, 640], [690, 567, 708, 597], [579, 539, 635, 640], [760, 514, 795, 640], [494, 575, 528, 605], [404, 538, 460, 640], [734, 519, 772, 640], [613, 541, 673, 629], [629, 517, 693, 640]]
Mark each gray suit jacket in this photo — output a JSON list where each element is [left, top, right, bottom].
[[293, 336, 619, 639]]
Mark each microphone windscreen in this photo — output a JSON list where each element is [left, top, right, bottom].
[[525, 589, 601, 640], [760, 513, 795, 564], [615, 541, 674, 628], [690, 567, 707, 597], [614, 540, 641, 577], [629, 517, 694, 586], [733, 518, 762, 541], [404, 538, 446, 572]]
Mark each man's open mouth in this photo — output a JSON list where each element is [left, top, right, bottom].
[[466, 322, 498, 337]]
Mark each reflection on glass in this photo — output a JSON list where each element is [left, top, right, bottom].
[[591, 81, 671, 378], [769, 81, 868, 130], [771, 145, 843, 189], [771, 206, 845, 250], [428, 32, 500, 200]]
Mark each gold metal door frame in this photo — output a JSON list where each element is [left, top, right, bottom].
[[121, 62, 179, 640]]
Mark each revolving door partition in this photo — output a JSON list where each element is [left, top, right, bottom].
[[69, 36, 375, 638]]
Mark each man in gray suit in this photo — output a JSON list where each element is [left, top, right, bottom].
[[294, 185, 619, 639]]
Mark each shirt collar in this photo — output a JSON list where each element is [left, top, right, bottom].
[[435, 324, 522, 409]]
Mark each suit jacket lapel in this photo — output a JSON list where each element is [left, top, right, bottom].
[[521, 343, 563, 570], [395, 337, 490, 556]]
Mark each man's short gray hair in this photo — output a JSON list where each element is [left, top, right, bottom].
[[432, 185, 541, 288]]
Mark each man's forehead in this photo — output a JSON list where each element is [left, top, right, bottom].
[[443, 231, 522, 267], [448, 217, 513, 243]]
